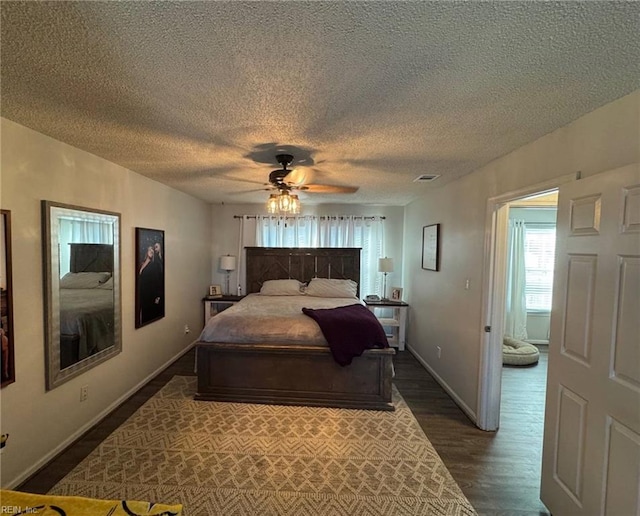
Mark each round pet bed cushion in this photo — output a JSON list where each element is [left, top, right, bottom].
[[502, 336, 540, 366]]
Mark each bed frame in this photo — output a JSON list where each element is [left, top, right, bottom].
[[195, 247, 395, 410]]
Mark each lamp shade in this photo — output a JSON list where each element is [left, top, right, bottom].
[[220, 255, 237, 271], [378, 257, 394, 273]]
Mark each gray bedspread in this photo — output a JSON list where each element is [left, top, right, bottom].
[[198, 294, 362, 346], [60, 288, 114, 359]]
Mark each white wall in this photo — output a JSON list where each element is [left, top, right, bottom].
[[403, 90, 640, 418], [0, 119, 212, 487], [209, 203, 405, 296]]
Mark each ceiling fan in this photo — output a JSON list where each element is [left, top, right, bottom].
[[263, 153, 358, 214], [266, 153, 358, 194]]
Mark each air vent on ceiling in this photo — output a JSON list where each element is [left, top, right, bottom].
[[413, 174, 440, 183]]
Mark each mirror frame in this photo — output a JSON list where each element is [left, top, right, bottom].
[[42, 201, 122, 390], [1, 210, 16, 388]]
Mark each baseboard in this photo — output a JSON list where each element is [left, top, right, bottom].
[[406, 344, 478, 425], [6, 341, 197, 489]]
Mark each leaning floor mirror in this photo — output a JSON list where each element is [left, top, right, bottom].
[[42, 201, 121, 390]]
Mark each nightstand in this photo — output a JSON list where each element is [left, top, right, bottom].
[[202, 295, 245, 326], [363, 299, 409, 351]]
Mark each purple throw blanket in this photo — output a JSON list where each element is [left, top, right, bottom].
[[302, 303, 389, 366]]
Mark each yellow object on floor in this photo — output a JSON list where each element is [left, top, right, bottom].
[[0, 489, 182, 515]]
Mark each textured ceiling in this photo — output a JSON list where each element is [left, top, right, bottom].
[[1, 1, 638, 206]]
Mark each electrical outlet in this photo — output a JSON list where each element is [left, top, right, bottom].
[[464, 279, 470, 290], [184, 324, 190, 334], [80, 385, 88, 402], [436, 346, 442, 359]]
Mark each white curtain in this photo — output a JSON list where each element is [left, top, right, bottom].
[[235, 215, 258, 296], [253, 215, 385, 296], [505, 219, 528, 340], [256, 216, 319, 248], [58, 216, 113, 277]]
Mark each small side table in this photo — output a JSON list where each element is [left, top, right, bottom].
[[203, 295, 245, 326], [363, 299, 409, 351]]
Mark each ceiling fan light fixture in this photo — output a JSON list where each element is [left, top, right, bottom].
[[279, 190, 291, 208], [289, 194, 301, 214], [265, 191, 301, 215], [278, 190, 293, 212], [266, 193, 279, 214]]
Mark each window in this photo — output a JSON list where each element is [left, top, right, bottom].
[[524, 225, 556, 311], [58, 215, 114, 277]]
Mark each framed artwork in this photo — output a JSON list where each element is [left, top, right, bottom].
[[209, 284, 223, 297], [422, 223, 440, 271], [135, 227, 165, 328], [390, 287, 403, 302], [1, 210, 15, 387]]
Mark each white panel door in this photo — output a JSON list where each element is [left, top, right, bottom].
[[541, 164, 640, 515]]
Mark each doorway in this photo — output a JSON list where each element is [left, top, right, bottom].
[[499, 192, 558, 505], [504, 192, 558, 351], [473, 184, 561, 513], [477, 172, 575, 432]]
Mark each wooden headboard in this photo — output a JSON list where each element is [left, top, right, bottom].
[[69, 243, 114, 273], [245, 247, 361, 295]]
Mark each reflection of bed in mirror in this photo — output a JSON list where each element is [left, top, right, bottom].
[[59, 243, 115, 369]]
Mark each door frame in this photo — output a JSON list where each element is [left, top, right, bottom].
[[476, 172, 577, 431]]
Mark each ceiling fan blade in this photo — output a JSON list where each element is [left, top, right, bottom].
[[298, 184, 359, 194], [229, 187, 273, 195], [284, 167, 312, 186]]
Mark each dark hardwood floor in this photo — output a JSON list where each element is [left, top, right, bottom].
[[394, 349, 550, 516], [19, 346, 550, 515]]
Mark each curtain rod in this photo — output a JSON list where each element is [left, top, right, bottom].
[[234, 215, 385, 220]]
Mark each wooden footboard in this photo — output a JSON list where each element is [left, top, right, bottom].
[[195, 342, 395, 411]]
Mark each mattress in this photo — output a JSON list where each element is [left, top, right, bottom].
[[198, 293, 362, 346]]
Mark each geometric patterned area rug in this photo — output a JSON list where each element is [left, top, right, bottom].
[[50, 376, 476, 515]]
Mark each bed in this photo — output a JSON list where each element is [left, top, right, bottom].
[[59, 243, 115, 369], [195, 247, 395, 410]]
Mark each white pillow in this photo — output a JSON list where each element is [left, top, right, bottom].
[[305, 278, 358, 298], [259, 279, 305, 296], [59, 272, 111, 289]]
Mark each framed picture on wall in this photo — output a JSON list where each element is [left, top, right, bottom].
[[1, 210, 15, 387], [422, 223, 440, 271], [135, 227, 165, 328]]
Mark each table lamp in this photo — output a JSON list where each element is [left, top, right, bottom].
[[378, 257, 394, 299], [220, 255, 237, 295]]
